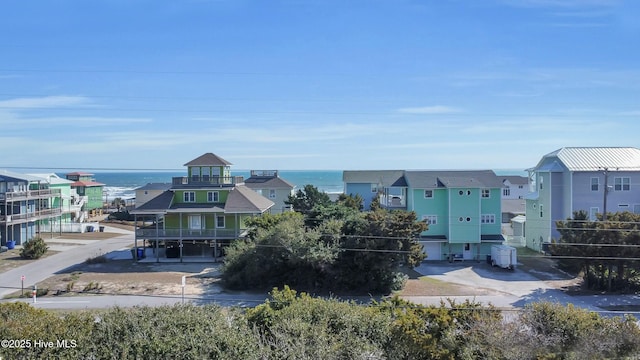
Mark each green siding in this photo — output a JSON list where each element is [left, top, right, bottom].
[[85, 186, 104, 210], [449, 188, 481, 244], [411, 188, 448, 236], [174, 190, 229, 204], [480, 188, 502, 235]]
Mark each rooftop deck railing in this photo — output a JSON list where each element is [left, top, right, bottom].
[[171, 176, 244, 187]]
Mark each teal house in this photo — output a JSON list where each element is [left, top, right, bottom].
[[131, 153, 274, 261], [343, 170, 504, 261]]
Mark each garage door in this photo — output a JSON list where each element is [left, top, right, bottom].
[[421, 242, 442, 261]]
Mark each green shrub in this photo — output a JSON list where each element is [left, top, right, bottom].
[[19, 237, 48, 259]]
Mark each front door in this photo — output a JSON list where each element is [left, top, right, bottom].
[[463, 243, 473, 260]]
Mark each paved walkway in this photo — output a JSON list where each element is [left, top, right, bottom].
[[0, 225, 135, 298]]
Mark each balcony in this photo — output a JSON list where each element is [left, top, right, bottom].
[[0, 207, 63, 224], [380, 194, 406, 208], [135, 228, 246, 240], [0, 188, 62, 201], [172, 176, 244, 187]]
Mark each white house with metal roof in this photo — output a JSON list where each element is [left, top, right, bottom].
[[525, 147, 640, 252]]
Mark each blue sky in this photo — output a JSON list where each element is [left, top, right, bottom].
[[1, 0, 639, 171]]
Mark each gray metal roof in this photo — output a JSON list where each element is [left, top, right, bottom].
[[404, 170, 502, 189], [0, 169, 49, 182], [184, 153, 232, 166], [539, 147, 640, 172], [342, 170, 405, 186]]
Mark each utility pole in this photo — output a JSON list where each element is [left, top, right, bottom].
[[603, 167, 608, 222]]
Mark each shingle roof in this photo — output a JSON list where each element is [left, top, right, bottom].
[[131, 190, 175, 214], [342, 170, 405, 186], [135, 183, 173, 191], [184, 153, 232, 166], [244, 175, 295, 189], [540, 147, 640, 171], [404, 170, 502, 189], [502, 176, 528, 185], [224, 185, 274, 213]]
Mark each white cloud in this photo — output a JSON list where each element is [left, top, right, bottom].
[[397, 106, 462, 114], [0, 96, 93, 109]]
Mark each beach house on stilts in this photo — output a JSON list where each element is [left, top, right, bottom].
[[131, 153, 274, 261]]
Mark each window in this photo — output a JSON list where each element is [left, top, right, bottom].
[[591, 177, 599, 191], [422, 215, 437, 225], [481, 189, 490, 198], [424, 189, 433, 198], [371, 184, 378, 193], [183, 191, 195, 202], [188, 215, 201, 230], [614, 177, 630, 191], [481, 214, 496, 224], [539, 176, 544, 190], [269, 189, 276, 199], [518, 185, 524, 189], [590, 207, 599, 221], [207, 191, 219, 202], [634, 205, 640, 214], [539, 204, 543, 218], [503, 188, 511, 196], [216, 215, 225, 228]]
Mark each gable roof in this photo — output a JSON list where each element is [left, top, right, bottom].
[[28, 173, 74, 186], [404, 170, 502, 189], [342, 170, 405, 186], [540, 147, 640, 172], [244, 175, 295, 189], [502, 176, 528, 185], [136, 183, 173, 191], [224, 185, 274, 213], [184, 153, 232, 166], [0, 170, 50, 183], [131, 190, 175, 214]]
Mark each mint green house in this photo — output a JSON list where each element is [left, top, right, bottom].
[[132, 153, 275, 261], [29, 173, 75, 230], [65, 172, 105, 215], [343, 170, 504, 261]]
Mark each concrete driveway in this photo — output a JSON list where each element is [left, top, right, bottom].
[[410, 260, 605, 312]]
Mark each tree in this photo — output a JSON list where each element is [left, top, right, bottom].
[[553, 210, 640, 292], [336, 209, 427, 292], [285, 184, 331, 216], [20, 236, 48, 259], [222, 214, 340, 291]]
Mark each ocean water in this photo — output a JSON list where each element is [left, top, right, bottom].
[[90, 170, 345, 200], [90, 169, 527, 202]]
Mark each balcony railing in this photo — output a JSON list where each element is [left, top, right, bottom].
[[0, 207, 63, 224], [380, 195, 406, 208], [136, 228, 244, 239], [0, 188, 62, 201], [172, 176, 244, 187], [250, 170, 278, 177]]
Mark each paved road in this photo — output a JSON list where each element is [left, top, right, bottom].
[[5, 233, 640, 316], [0, 226, 135, 298], [7, 292, 270, 309]]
